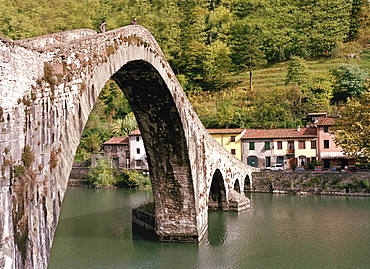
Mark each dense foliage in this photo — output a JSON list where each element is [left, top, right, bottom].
[[87, 157, 150, 188], [1, 0, 370, 156], [1, 0, 369, 91], [332, 90, 370, 162]]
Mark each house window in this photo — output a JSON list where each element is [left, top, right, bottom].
[[231, 149, 236, 155], [277, 156, 284, 164], [288, 141, 294, 150], [266, 156, 271, 167], [324, 140, 329, 149], [277, 141, 282, 150], [324, 126, 329, 132], [136, 136, 140, 141], [249, 142, 255, 150], [136, 148, 140, 154], [265, 141, 270, 150], [113, 158, 119, 168], [231, 136, 235, 142], [311, 140, 316, 149], [136, 160, 143, 167], [298, 140, 306, 149]]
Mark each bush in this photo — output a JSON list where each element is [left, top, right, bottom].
[[116, 169, 151, 189], [87, 156, 116, 188], [360, 179, 370, 189]]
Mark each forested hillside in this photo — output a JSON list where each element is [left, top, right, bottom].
[[1, 0, 369, 157]]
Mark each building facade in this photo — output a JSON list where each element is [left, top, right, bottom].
[[242, 127, 317, 170], [102, 136, 129, 169], [103, 117, 352, 171], [207, 128, 246, 160], [316, 117, 353, 169], [128, 129, 149, 171]]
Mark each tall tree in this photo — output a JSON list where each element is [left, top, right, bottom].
[[332, 64, 369, 103], [332, 90, 370, 161]]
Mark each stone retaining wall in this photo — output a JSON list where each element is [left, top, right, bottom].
[[250, 172, 370, 196]]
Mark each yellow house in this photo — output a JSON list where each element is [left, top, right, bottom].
[[272, 127, 317, 168], [207, 129, 246, 161]]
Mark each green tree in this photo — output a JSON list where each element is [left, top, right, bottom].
[[230, 20, 266, 72], [111, 112, 138, 136], [285, 56, 308, 85], [333, 64, 369, 103], [332, 90, 370, 161], [88, 156, 116, 188], [300, 72, 335, 114]]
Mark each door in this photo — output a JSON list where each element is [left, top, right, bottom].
[[266, 156, 271, 167]]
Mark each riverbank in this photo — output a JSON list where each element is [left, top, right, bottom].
[[250, 171, 370, 197], [68, 168, 370, 196]]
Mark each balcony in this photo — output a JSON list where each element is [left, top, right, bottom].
[[286, 149, 295, 155]]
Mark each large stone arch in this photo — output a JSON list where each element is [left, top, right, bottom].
[[112, 60, 197, 240], [0, 26, 258, 268]]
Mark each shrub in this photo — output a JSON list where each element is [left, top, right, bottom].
[[360, 179, 370, 189], [87, 156, 116, 188], [116, 169, 151, 189]]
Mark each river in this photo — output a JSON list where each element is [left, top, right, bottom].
[[48, 187, 370, 268]]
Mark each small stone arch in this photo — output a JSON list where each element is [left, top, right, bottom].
[[208, 169, 227, 210], [234, 179, 241, 193], [245, 174, 252, 191]]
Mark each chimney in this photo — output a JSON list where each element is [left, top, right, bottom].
[[297, 125, 300, 132]]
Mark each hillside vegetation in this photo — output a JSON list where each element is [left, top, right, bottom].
[[1, 0, 369, 156]]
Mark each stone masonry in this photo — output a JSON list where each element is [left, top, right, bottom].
[[0, 26, 258, 268]]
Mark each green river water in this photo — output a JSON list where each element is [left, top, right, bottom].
[[48, 187, 370, 269]]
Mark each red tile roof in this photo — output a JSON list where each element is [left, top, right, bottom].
[[103, 136, 129, 145], [317, 117, 336, 126], [129, 128, 141, 135], [207, 128, 245, 134], [242, 127, 317, 139]]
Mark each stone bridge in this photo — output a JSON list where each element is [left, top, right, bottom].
[[0, 26, 258, 268]]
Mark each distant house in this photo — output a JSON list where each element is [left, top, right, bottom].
[[316, 117, 353, 169], [242, 127, 317, 170], [102, 116, 353, 171], [128, 129, 148, 171], [207, 128, 246, 160], [102, 136, 129, 169]]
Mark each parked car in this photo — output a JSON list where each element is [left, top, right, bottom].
[[345, 165, 358, 173], [295, 166, 306, 172], [266, 164, 283, 171], [314, 166, 323, 172], [329, 166, 341, 172]]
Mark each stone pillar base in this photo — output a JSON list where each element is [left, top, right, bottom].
[[228, 190, 251, 211], [132, 204, 203, 243]]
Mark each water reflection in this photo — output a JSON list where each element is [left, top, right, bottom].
[[49, 189, 370, 269], [207, 211, 227, 246]]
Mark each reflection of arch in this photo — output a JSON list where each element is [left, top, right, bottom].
[[208, 169, 227, 210], [245, 174, 251, 190], [234, 179, 241, 193], [247, 156, 258, 167]]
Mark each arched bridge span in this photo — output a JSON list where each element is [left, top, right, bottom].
[[0, 26, 257, 268]]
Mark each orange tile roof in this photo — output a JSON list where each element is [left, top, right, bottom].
[[207, 128, 245, 134], [242, 127, 317, 139], [129, 128, 141, 135], [103, 136, 129, 145], [317, 117, 336, 126]]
